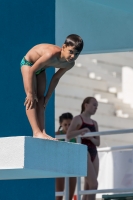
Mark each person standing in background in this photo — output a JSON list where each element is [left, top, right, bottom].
[[56, 112, 76, 200]]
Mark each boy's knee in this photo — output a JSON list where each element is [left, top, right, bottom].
[[37, 96, 44, 105]]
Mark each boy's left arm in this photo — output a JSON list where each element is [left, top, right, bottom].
[[44, 63, 74, 107]]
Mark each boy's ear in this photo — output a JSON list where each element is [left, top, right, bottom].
[[62, 44, 67, 50]]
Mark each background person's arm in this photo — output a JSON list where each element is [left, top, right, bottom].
[[67, 116, 90, 140]]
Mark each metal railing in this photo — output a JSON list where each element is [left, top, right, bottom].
[[55, 128, 133, 200]]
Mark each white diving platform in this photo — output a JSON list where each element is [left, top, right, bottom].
[[0, 136, 87, 180]]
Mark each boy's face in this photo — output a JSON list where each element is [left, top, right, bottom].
[[62, 45, 80, 63]]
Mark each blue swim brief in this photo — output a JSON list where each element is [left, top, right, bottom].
[[20, 57, 45, 75]]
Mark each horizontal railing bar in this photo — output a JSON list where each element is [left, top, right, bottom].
[[55, 188, 133, 196], [78, 188, 133, 195], [56, 134, 133, 152], [56, 129, 133, 139], [79, 129, 133, 137], [56, 135, 66, 139], [55, 192, 65, 196], [98, 145, 133, 152]]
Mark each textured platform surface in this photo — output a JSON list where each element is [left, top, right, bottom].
[[0, 136, 87, 180]]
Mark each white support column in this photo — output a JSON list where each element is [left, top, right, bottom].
[[122, 66, 133, 107]]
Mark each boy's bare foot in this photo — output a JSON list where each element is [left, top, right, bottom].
[[33, 131, 50, 139], [33, 131, 57, 140], [43, 130, 57, 140]]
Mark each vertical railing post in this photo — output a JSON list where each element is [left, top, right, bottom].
[[64, 136, 69, 200], [77, 136, 82, 200], [77, 177, 81, 200], [64, 177, 69, 200]]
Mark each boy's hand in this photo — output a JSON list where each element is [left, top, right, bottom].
[[81, 128, 90, 136], [24, 93, 38, 110]]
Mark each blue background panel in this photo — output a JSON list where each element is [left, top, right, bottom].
[[0, 0, 55, 199], [56, 0, 133, 54]]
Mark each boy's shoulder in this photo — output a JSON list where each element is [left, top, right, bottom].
[[45, 44, 62, 57], [36, 44, 61, 60], [45, 44, 61, 51], [34, 43, 61, 53]]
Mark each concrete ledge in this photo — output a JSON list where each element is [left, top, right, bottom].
[[0, 136, 87, 180]]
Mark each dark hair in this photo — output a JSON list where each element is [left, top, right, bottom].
[[64, 34, 84, 52], [58, 112, 73, 131], [81, 97, 97, 113]]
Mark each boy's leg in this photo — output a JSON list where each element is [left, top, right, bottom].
[[21, 66, 54, 139], [36, 70, 56, 140], [36, 71, 46, 131]]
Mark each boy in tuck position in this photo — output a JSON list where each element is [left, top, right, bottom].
[[20, 34, 83, 140]]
